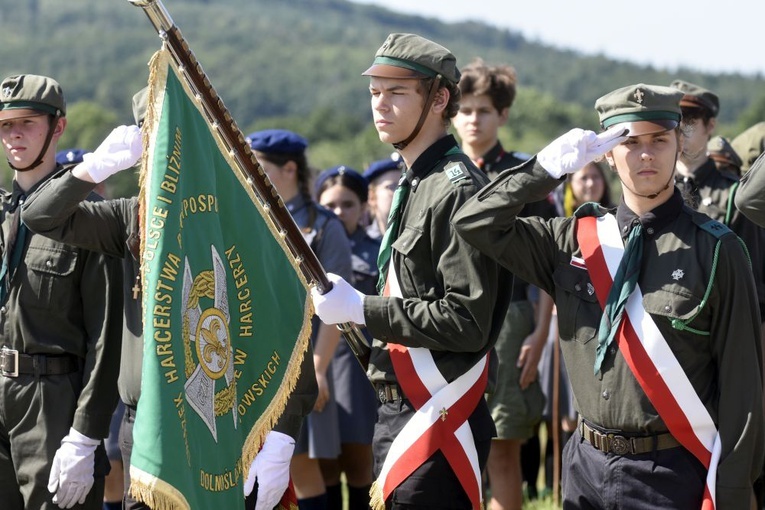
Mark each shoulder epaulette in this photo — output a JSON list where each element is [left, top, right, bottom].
[[443, 160, 470, 184], [693, 215, 732, 239]]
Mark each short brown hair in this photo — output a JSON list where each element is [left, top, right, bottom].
[[458, 58, 517, 113]]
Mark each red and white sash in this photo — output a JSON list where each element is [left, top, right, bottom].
[[369, 265, 487, 510], [577, 214, 720, 509]]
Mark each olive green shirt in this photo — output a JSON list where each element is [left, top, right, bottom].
[[453, 158, 764, 508], [364, 135, 511, 385], [736, 153, 765, 228], [22, 170, 317, 439], [2, 168, 122, 439]]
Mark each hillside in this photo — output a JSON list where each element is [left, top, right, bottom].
[[0, 0, 762, 185], [1, 0, 762, 122]]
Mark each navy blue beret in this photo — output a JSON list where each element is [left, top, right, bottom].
[[315, 165, 369, 202], [56, 148, 86, 165], [363, 156, 404, 182], [246, 129, 308, 154]]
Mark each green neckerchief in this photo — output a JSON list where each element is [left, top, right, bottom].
[[593, 222, 644, 374]]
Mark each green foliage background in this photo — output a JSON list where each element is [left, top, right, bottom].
[[1, 0, 763, 197]]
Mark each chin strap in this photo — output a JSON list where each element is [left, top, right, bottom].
[[392, 75, 442, 151], [8, 113, 60, 172]]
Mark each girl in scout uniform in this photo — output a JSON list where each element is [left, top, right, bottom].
[[248, 129, 353, 510], [315, 165, 379, 510]]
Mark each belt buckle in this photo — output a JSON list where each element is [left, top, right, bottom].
[[1, 347, 19, 378], [377, 386, 387, 404], [608, 434, 631, 455]]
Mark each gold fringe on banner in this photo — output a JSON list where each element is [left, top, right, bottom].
[[369, 479, 386, 510]]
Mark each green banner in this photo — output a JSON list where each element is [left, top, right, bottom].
[[130, 49, 311, 510]]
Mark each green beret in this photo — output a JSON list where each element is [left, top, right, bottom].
[[363, 33, 460, 85], [670, 79, 719, 117], [0, 74, 65, 118], [595, 83, 682, 136], [132, 86, 148, 126]]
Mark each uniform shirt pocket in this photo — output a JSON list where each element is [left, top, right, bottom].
[[391, 225, 428, 296], [553, 265, 601, 344], [25, 239, 78, 308], [642, 287, 707, 333]]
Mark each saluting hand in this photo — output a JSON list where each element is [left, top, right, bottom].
[[537, 125, 628, 178], [75, 124, 143, 184]]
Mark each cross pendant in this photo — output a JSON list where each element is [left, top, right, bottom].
[[132, 275, 141, 300]]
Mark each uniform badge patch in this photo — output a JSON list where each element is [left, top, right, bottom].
[[570, 255, 587, 270], [444, 161, 468, 183], [671, 269, 684, 280]]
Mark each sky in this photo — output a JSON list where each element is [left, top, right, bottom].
[[351, 0, 765, 77]]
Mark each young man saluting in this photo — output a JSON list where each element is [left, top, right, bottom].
[[453, 84, 764, 509]]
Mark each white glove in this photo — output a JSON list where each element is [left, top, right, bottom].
[[310, 273, 366, 325], [47, 427, 100, 509], [244, 430, 295, 510], [78, 124, 142, 183], [537, 125, 628, 178]]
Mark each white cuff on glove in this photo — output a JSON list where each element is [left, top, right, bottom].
[[310, 273, 366, 325], [47, 427, 100, 509], [78, 124, 142, 183], [244, 430, 295, 510], [537, 125, 628, 178]]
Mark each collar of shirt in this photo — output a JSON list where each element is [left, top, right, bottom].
[[406, 134, 462, 190], [616, 188, 684, 240], [10, 164, 66, 210], [675, 157, 717, 187], [477, 141, 506, 173]]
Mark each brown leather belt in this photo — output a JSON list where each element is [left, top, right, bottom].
[[0, 347, 79, 378], [375, 383, 405, 404], [579, 420, 680, 455]]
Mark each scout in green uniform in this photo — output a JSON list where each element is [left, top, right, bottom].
[[22, 92, 319, 510], [671, 79, 765, 334], [0, 74, 123, 510], [733, 122, 765, 173], [454, 57, 552, 509], [312, 33, 510, 509], [454, 84, 764, 509], [737, 153, 765, 227], [707, 136, 743, 177], [315, 165, 379, 510]]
